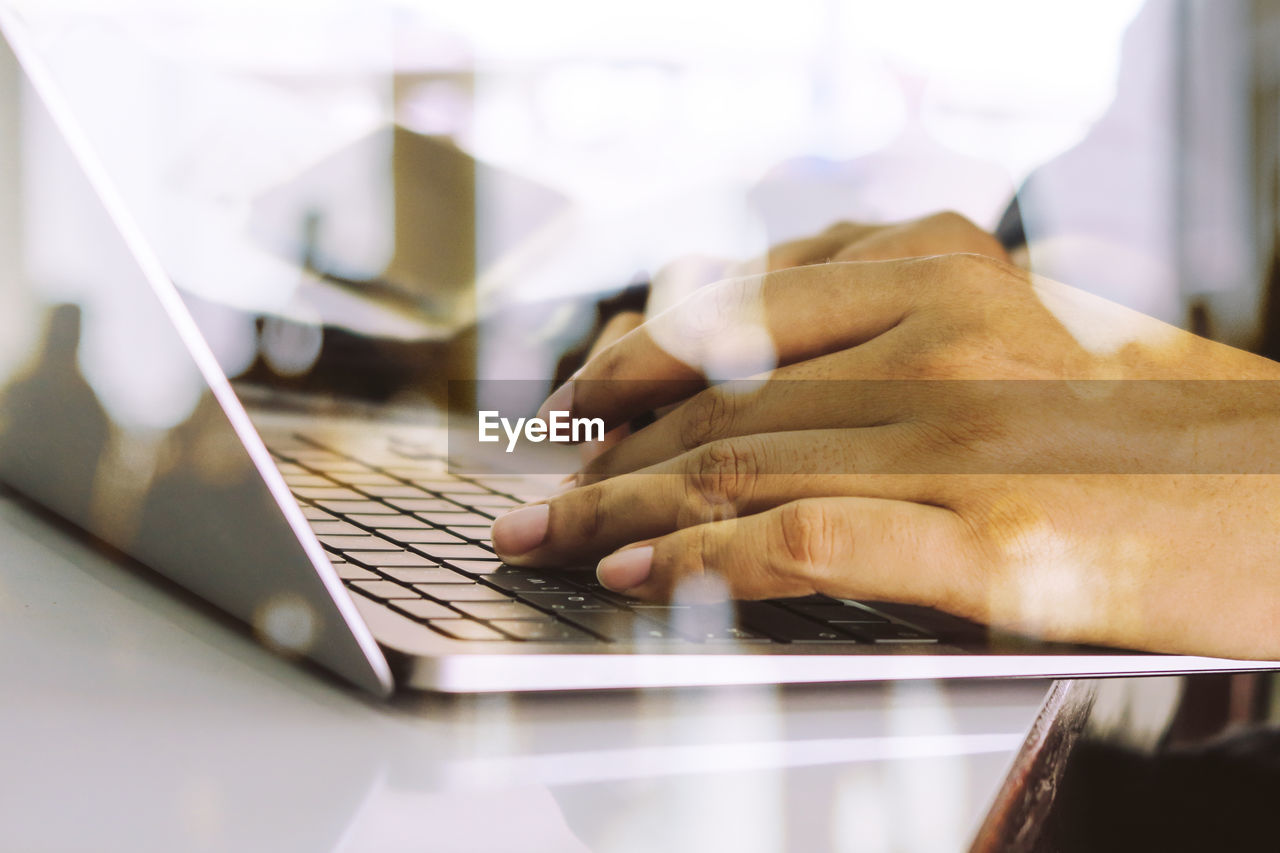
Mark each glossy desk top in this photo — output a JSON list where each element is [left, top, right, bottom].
[[0, 494, 1050, 852]]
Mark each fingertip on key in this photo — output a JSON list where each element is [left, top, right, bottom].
[[491, 503, 550, 557], [597, 545, 654, 592]]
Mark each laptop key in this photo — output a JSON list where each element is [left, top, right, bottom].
[[701, 626, 772, 643], [485, 571, 575, 593], [284, 474, 334, 488], [291, 486, 365, 500], [284, 449, 345, 463], [345, 551, 438, 568], [318, 535, 400, 552], [736, 602, 861, 643], [315, 500, 398, 515], [381, 567, 471, 584], [383, 466, 452, 479], [326, 472, 398, 486], [559, 610, 683, 642], [451, 601, 550, 621], [386, 498, 469, 513], [310, 520, 366, 536], [786, 602, 888, 624], [387, 443, 445, 462], [391, 599, 459, 621], [351, 514, 430, 529], [410, 543, 495, 561], [300, 506, 338, 521], [357, 485, 435, 499], [578, 581, 643, 606], [429, 620, 506, 641], [444, 559, 506, 575], [846, 623, 939, 644], [376, 528, 467, 546], [455, 507, 498, 520], [857, 601, 987, 642], [415, 584, 511, 602], [334, 563, 379, 581], [455, 493, 521, 508], [518, 591, 616, 612], [349, 580, 419, 600], [301, 459, 374, 473], [415, 511, 492, 527], [433, 482, 490, 494], [491, 621, 595, 642]]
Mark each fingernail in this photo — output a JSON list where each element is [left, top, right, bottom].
[[597, 546, 654, 591], [491, 503, 550, 556], [536, 381, 574, 423]]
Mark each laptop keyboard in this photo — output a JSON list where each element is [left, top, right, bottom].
[[267, 434, 939, 647]]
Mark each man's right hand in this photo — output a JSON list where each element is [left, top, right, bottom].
[[750, 211, 1009, 272]]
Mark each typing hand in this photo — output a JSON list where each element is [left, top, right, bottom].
[[572, 211, 1009, 463], [494, 246, 1280, 658], [748, 210, 1010, 272]]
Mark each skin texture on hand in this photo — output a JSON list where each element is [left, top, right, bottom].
[[492, 218, 1280, 660], [756, 211, 1011, 271], [576, 310, 644, 465]]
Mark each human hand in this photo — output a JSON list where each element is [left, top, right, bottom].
[[494, 254, 1280, 658], [574, 309, 644, 464], [575, 211, 1008, 461], [751, 211, 1009, 272]]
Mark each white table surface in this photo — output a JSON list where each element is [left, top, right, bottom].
[[0, 492, 1049, 852]]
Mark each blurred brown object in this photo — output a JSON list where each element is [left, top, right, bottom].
[[971, 673, 1279, 852]]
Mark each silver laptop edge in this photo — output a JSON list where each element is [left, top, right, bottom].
[[2, 8, 1275, 696], [0, 8, 392, 696]]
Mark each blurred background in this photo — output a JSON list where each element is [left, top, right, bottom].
[[7, 5, 1280, 851], [5, 0, 1279, 398]]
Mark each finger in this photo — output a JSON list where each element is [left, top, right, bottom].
[[587, 311, 644, 360], [491, 428, 951, 567], [540, 258, 932, 431], [581, 311, 644, 464], [583, 422, 632, 466], [832, 213, 1008, 263], [578, 339, 910, 480], [595, 497, 977, 612], [764, 222, 877, 271]]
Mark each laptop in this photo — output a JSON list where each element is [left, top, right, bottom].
[[0, 11, 1272, 697]]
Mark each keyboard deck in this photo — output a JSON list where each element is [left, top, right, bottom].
[[268, 434, 941, 647]]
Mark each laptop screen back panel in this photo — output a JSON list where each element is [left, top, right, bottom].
[[0, 14, 392, 696]]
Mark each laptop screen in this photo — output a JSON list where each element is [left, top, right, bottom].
[[0, 14, 392, 695]]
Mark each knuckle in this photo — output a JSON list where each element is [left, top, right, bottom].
[[678, 386, 736, 451], [904, 412, 1003, 464], [687, 523, 716, 579], [912, 250, 1002, 289], [773, 501, 839, 575], [767, 242, 807, 268], [924, 210, 972, 231], [962, 489, 1052, 568], [573, 485, 607, 542], [921, 212, 1010, 261], [944, 252, 1023, 291], [589, 340, 628, 383], [685, 438, 760, 510], [943, 250, 999, 277], [895, 333, 976, 379], [831, 243, 867, 263]]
